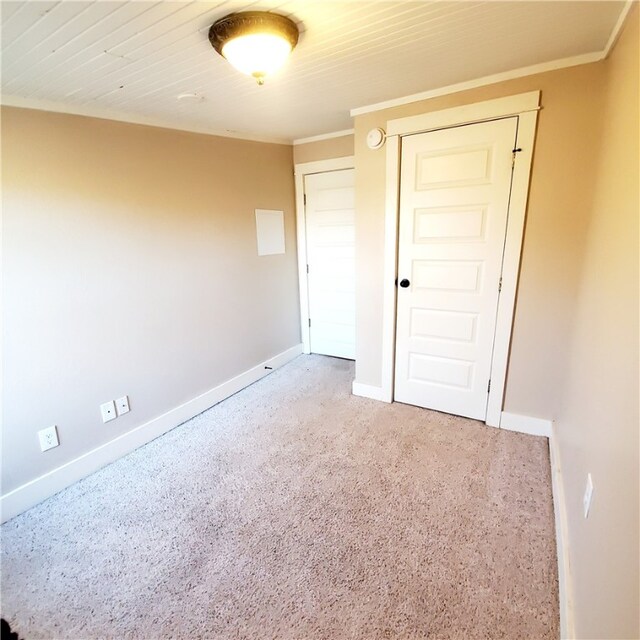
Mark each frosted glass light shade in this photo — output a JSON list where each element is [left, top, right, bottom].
[[209, 11, 299, 85], [222, 34, 292, 83]]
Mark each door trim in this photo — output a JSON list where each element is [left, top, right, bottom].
[[294, 156, 355, 354], [381, 92, 540, 427]]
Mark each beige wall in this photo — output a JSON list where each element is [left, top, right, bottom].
[[555, 10, 639, 638], [353, 61, 608, 420], [3, 14, 638, 633], [293, 134, 354, 165], [353, 9, 639, 637], [2, 107, 300, 494]]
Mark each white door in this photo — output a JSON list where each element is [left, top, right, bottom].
[[394, 117, 518, 420], [305, 169, 356, 359]]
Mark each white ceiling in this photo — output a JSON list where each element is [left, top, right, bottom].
[[0, 1, 627, 143]]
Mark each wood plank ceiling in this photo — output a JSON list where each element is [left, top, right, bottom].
[[0, 1, 626, 142]]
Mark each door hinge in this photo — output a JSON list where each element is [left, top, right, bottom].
[[512, 147, 522, 168], [308, 318, 311, 328], [498, 277, 502, 292], [303, 193, 307, 205], [306, 264, 309, 274], [487, 380, 491, 393]]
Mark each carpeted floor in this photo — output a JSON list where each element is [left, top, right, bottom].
[[1, 355, 558, 639]]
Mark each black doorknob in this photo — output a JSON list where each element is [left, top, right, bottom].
[[399, 279, 410, 288]]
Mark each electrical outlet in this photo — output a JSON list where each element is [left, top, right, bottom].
[[38, 425, 59, 452], [100, 400, 117, 423], [116, 395, 130, 416], [583, 473, 594, 518]]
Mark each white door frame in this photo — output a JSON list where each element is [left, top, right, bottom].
[[294, 156, 355, 354], [380, 91, 540, 427]]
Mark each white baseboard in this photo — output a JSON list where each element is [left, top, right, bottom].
[[549, 426, 575, 640], [500, 411, 552, 437], [500, 412, 574, 636], [1, 344, 303, 524], [351, 381, 391, 402]]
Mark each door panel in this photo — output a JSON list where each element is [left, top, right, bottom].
[[305, 169, 355, 359], [394, 118, 518, 419]]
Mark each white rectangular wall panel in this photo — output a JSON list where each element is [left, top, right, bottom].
[[255, 209, 285, 256]]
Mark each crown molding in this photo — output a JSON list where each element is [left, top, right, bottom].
[[0, 95, 292, 145], [603, 0, 635, 58], [350, 51, 603, 117], [293, 128, 354, 145], [350, 1, 635, 120]]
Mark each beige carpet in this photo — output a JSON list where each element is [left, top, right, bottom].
[[1, 355, 558, 639]]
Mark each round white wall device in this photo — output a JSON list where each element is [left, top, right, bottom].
[[366, 127, 386, 150]]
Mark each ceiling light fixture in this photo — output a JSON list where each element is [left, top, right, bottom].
[[208, 11, 299, 85]]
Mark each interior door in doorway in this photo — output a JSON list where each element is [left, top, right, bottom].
[[394, 117, 518, 420], [305, 169, 356, 359]]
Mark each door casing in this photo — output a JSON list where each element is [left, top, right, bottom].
[[378, 91, 540, 427]]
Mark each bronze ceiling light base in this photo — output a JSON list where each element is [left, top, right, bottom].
[[208, 11, 299, 85]]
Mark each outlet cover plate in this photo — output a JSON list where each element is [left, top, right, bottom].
[[100, 400, 117, 423], [38, 425, 59, 452], [116, 395, 130, 416]]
